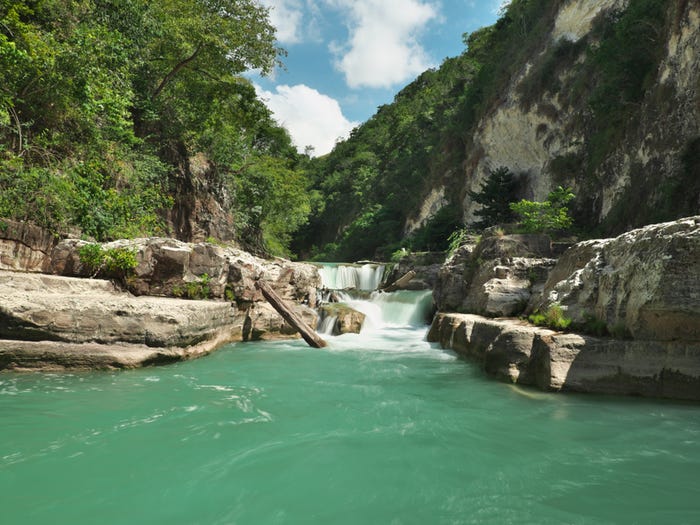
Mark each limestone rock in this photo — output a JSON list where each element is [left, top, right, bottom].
[[428, 312, 700, 401], [318, 303, 366, 335], [0, 219, 60, 273], [433, 234, 556, 316], [384, 251, 445, 291], [0, 271, 241, 348], [242, 301, 319, 341], [532, 217, 700, 342]]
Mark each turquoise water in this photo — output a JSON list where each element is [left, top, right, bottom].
[[2, 309, 700, 524]]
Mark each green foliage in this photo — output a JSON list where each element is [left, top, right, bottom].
[[468, 167, 520, 229], [173, 273, 211, 300], [517, 37, 587, 110], [581, 0, 669, 180], [510, 186, 575, 234], [576, 312, 608, 337], [447, 228, 474, 254], [78, 243, 137, 277], [528, 304, 572, 331], [295, 0, 566, 259], [0, 0, 305, 253]]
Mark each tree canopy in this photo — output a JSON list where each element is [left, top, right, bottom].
[[0, 0, 308, 255]]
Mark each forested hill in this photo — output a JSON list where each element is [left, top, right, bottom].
[[0, 0, 313, 256], [293, 0, 700, 261]]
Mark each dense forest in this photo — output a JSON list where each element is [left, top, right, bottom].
[[0, 0, 312, 255], [294, 0, 687, 261], [2, 0, 697, 261]]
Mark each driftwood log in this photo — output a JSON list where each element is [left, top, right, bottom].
[[256, 280, 328, 348], [383, 270, 416, 292]]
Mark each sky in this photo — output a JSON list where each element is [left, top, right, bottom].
[[253, 0, 510, 156]]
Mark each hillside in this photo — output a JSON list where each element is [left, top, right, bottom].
[[294, 0, 700, 261], [0, 0, 311, 256]]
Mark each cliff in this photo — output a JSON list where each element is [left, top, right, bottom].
[[429, 216, 700, 401], [297, 0, 700, 260], [416, 0, 699, 235]]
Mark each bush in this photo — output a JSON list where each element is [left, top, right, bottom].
[[510, 186, 574, 234], [78, 244, 138, 278], [528, 304, 572, 331]]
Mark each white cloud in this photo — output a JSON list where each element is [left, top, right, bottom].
[[326, 0, 439, 89], [260, 0, 305, 44], [256, 84, 358, 156]]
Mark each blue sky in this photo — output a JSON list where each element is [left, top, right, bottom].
[[254, 0, 509, 155]]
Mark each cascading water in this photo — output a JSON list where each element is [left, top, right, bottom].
[[316, 263, 386, 292], [316, 263, 435, 341]]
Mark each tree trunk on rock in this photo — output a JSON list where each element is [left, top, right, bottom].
[[256, 280, 328, 348]]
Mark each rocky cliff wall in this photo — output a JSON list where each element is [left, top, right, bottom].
[[430, 216, 700, 400], [411, 0, 699, 235]]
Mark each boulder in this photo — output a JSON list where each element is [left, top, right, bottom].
[[318, 303, 366, 335], [531, 217, 700, 341]]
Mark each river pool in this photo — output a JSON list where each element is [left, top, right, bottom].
[[1, 290, 699, 524]]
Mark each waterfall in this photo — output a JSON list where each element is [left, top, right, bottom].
[[315, 262, 435, 341], [342, 290, 435, 330], [317, 263, 386, 291]]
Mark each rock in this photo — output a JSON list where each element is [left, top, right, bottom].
[[0, 233, 324, 369], [0, 270, 243, 370], [429, 312, 700, 401], [532, 217, 700, 342], [242, 302, 319, 341], [385, 251, 445, 290], [0, 219, 60, 273], [433, 234, 556, 316], [318, 303, 366, 335], [0, 271, 242, 348]]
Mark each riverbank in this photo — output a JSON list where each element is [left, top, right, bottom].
[[426, 217, 700, 401]]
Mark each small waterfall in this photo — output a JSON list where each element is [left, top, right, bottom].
[[344, 290, 434, 330], [315, 263, 434, 340], [318, 315, 338, 335], [317, 263, 385, 291]]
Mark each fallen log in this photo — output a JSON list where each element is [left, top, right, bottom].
[[383, 270, 416, 292], [256, 280, 328, 348]]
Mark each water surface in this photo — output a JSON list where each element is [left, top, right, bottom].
[[2, 306, 699, 524]]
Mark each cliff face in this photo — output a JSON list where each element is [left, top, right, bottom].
[[412, 0, 699, 236], [428, 216, 700, 401]]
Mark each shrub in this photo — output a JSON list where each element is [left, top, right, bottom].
[[510, 186, 575, 234], [78, 243, 138, 278], [528, 304, 572, 331]]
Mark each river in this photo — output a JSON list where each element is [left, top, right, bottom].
[[1, 265, 699, 524]]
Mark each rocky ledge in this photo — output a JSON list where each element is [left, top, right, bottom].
[[0, 223, 322, 371], [429, 217, 700, 401], [429, 313, 700, 401]]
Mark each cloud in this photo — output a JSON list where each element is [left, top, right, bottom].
[[256, 84, 358, 156], [326, 0, 439, 89], [259, 0, 305, 44]]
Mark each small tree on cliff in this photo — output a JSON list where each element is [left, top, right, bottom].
[[468, 166, 520, 229], [509, 186, 575, 234]]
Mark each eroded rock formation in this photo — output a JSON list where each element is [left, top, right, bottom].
[[0, 226, 322, 370], [430, 217, 700, 400]]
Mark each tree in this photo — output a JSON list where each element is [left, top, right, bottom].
[[468, 166, 520, 229], [509, 186, 575, 234]]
